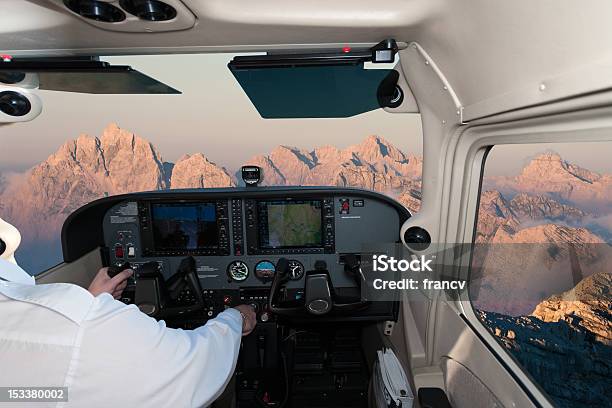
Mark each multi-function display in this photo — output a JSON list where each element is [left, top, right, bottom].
[[257, 200, 323, 249], [246, 198, 335, 255]]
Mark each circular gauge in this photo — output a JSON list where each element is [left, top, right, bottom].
[[255, 260, 276, 281], [288, 260, 305, 280], [227, 261, 249, 282]]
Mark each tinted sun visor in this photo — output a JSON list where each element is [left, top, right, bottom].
[[0, 58, 180, 94], [228, 47, 401, 118]]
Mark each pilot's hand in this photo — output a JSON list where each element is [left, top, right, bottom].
[[234, 304, 257, 336], [88, 267, 134, 299]]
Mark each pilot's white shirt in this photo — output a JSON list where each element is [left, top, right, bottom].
[[0, 259, 243, 408]]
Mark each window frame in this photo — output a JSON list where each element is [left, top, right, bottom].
[[448, 107, 612, 408]]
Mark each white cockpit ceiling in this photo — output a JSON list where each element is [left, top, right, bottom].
[[3, 0, 612, 118]]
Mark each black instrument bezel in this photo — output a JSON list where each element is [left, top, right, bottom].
[[61, 187, 410, 262], [245, 197, 335, 256], [139, 200, 231, 257]]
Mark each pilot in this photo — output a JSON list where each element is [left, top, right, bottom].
[[0, 217, 256, 407]]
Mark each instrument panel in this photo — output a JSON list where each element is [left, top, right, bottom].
[[63, 187, 409, 322]]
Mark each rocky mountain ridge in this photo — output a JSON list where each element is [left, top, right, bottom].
[[475, 189, 590, 243], [531, 271, 611, 344], [0, 124, 234, 242], [171, 153, 235, 189], [478, 272, 612, 408], [245, 135, 423, 212]]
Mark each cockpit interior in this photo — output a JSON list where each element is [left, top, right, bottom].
[[54, 186, 408, 406], [1, 1, 611, 408]]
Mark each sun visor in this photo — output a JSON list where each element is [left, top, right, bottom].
[[228, 40, 402, 119], [0, 58, 180, 94], [230, 63, 399, 118]]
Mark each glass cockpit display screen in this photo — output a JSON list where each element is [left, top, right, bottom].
[[258, 200, 323, 248], [151, 203, 219, 250]]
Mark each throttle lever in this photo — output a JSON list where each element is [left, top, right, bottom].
[[107, 261, 132, 278]]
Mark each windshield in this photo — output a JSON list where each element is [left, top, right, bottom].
[[0, 53, 423, 274]]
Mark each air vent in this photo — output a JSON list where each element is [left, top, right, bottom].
[[64, 0, 126, 23], [120, 0, 177, 21], [0, 88, 42, 123], [59, 0, 195, 32], [0, 91, 31, 117], [0, 72, 26, 85], [403, 227, 431, 251]]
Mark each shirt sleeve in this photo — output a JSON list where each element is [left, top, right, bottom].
[[71, 295, 243, 408]]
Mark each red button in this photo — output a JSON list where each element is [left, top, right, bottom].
[[223, 295, 232, 305], [115, 245, 124, 258]]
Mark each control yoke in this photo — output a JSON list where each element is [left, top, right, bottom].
[[268, 257, 370, 317], [131, 256, 204, 318]]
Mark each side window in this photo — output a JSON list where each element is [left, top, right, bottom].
[[470, 143, 611, 408]]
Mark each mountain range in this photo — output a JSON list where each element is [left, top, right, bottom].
[[0, 123, 424, 269], [245, 135, 422, 194], [0, 123, 609, 270]]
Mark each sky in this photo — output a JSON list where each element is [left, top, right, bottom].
[[0, 53, 422, 173], [0, 53, 610, 176], [484, 142, 612, 177]]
